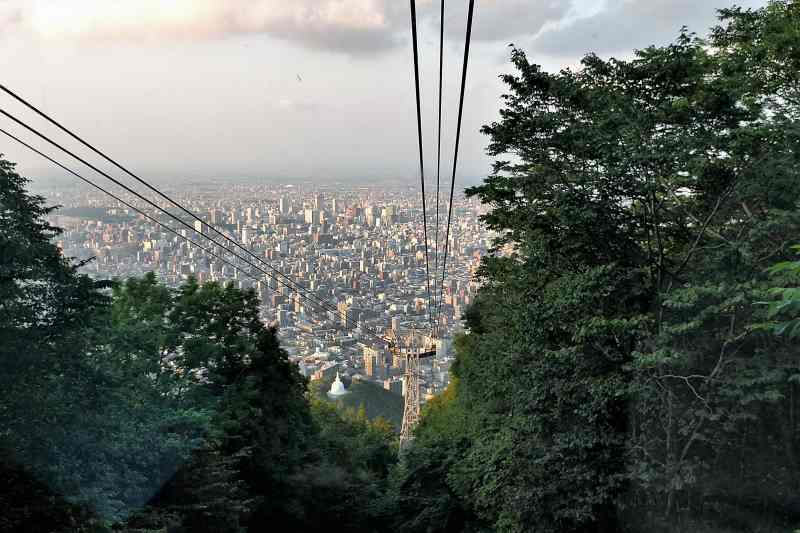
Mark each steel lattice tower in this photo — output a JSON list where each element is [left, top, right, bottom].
[[399, 346, 421, 452]]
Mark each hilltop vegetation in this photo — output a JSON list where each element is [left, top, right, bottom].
[[392, 2, 800, 532], [311, 375, 405, 430]]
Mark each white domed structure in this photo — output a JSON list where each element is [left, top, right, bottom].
[[327, 370, 349, 398]]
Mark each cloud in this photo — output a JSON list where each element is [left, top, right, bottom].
[[405, 0, 572, 46], [10, 0, 759, 61], [10, 0, 404, 54], [460, 0, 571, 43], [3, 0, 579, 55], [529, 0, 767, 59], [0, 3, 23, 28]]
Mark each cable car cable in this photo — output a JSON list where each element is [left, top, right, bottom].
[[0, 84, 370, 339], [436, 0, 474, 330], [433, 0, 445, 336], [0, 111, 391, 345], [408, 0, 434, 329], [0, 127, 356, 332]]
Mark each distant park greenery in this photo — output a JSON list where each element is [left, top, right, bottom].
[[311, 374, 405, 429], [392, 1, 800, 532], [2, 2, 800, 533]]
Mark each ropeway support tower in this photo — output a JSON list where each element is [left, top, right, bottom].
[[397, 328, 437, 453], [399, 345, 420, 452]]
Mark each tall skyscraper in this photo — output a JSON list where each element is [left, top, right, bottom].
[[304, 208, 320, 226], [338, 301, 350, 324], [364, 346, 386, 379], [277, 309, 288, 328], [279, 196, 289, 215], [363, 346, 378, 377], [365, 206, 377, 226], [381, 205, 396, 225]]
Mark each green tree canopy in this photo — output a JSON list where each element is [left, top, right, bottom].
[[396, 2, 800, 532]]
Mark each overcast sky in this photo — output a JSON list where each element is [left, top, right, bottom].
[[0, 0, 766, 186]]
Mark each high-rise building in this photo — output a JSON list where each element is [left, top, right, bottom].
[[364, 206, 377, 226], [277, 309, 289, 328], [193, 220, 204, 234], [279, 196, 290, 215], [384, 378, 403, 395], [314, 193, 324, 210], [363, 346, 386, 379], [381, 205, 396, 225], [363, 348, 375, 377], [304, 208, 320, 226], [338, 301, 350, 325]]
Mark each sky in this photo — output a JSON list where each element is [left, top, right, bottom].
[[0, 0, 767, 186]]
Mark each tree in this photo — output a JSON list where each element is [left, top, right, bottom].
[[388, 344, 483, 533], [1, 156, 400, 532], [396, 2, 800, 531], [213, 328, 313, 529], [0, 159, 294, 526], [294, 399, 397, 533], [0, 156, 108, 529]]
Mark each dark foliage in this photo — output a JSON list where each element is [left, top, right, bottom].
[[392, 2, 800, 532], [0, 156, 396, 532]]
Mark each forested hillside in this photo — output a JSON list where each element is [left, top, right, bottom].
[[311, 375, 405, 429], [392, 2, 800, 532]]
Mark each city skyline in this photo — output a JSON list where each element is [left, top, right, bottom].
[[42, 179, 489, 400]]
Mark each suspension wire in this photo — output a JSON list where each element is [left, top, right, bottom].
[[0, 111, 391, 346], [433, 0, 445, 337], [0, 119, 367, 338], [436, 0, 474, 331], [0, 84, 379, 342], [409, 0, 433, 329], [0, 128, 350, 330]]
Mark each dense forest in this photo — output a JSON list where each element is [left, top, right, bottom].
[[392, 2, 800, 532], [2, 2, 799, 532]]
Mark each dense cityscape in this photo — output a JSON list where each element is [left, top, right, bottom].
[[43, 180, 492, 402]]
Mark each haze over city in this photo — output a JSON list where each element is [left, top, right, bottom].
[[1, 0, 765, 183]]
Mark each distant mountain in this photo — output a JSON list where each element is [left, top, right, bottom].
[[56, 206, 134, 223]]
